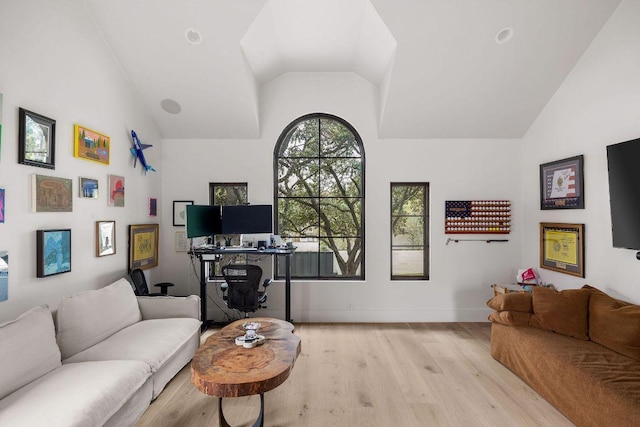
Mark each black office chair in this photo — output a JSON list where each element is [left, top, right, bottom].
[[220, 264, 271, 316], [129, 268, 175, 296]]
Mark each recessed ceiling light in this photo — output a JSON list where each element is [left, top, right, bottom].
[[160, 98, 182, 114], [495, 27, 514, 44], [185, 28, 202, 45]]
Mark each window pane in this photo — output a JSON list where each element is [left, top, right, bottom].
[[212, 184, 247, 206], [321, 237, 362, 277], [319, 198, 361, 237], [320, 119, 361, 158], [277, 198, 320, 238], [391, 185, 424, 216], [278, 158, 319, 197], [391, 216, 424, 246], [392, 248, 425, 277], [319, 158, 362, 197], [278, 119, 320, 158]]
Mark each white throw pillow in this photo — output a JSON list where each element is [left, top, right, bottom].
[[56, 278, 142, 359], [0, 305, 61, 400]]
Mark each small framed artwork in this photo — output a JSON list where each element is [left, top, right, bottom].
[[0, 93, 4, 160], [0, 188, 4, 223], [108, 174, 125, 207], [36, 229, 71, 277], [129, 224, 159, 271], [175, 231, 189, 252], [149, 198, 157, 216], [96, 220, 116, 257], [32, 174, 73, 212], [79, 177, 99, 199], [173, 200, 193, 226], [19, 108, 56, 169], [0, 251, 7, 302], [540, 155, 584, 210], [540, 222, 585, 278], [74, 124, 110, 165]]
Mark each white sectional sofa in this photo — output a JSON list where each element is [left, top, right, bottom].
[[0, 278, 201, 427]]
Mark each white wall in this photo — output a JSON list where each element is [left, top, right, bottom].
[[520, 0, 640, 303], [0, 0, 160, 322], [161, 73, 523, 322]]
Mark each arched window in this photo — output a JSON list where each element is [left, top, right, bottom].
[[274, 113, 365, 279]]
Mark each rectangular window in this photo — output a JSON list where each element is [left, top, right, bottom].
[[391, 183, 429, 280]]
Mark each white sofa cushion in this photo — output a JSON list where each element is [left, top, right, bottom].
[[0, 305, 61, 400], [56, 279, 142, 359], [0, 360, 151, 427], [63, 317, 201, 371]]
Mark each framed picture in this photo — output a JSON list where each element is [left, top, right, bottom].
[[540, 155, 584, 209], [0, 251, 7, 302], [0, 188, 4, 223], [175, 231, 189, 252], [108, 174, 125, 207], [96, 220, 116, 257], [19, 108, 56, 169], [32, 174, 73, 212], [79, 177, 99, 199], [36, 229, 71, 277], [128, 224, 159, 271], [149, 198, 157, 216], [74, 124, 110, 165], [540, 222, 585, 277], [173, 200, 193, 226]]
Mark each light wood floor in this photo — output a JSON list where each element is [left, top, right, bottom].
[[135, 323, 573, 427]]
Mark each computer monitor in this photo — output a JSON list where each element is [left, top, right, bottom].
[[221, 205, 273, 235], [185, 205, 222, 238]]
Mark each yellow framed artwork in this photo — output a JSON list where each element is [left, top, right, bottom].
[[128, 224, 159, 271], [74, 124, 110, 165], [540, 222, 584, 277]]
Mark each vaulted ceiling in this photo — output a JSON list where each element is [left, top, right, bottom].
[[83, 0, 621, 139]]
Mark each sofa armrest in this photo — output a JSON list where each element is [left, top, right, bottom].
[[136, 295, 201, 321]]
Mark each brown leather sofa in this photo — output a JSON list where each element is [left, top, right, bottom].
[[487, 285, 640, 427]]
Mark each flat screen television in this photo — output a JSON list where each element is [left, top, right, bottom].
[[185, 205, 222, 238], [606, 137, 640, 250], [221, 205, 273, 235]]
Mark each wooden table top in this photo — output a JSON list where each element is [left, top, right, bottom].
[[191, 317, 301, 398]]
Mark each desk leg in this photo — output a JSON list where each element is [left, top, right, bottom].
[[285, 254, 291, 322], [218, 394, 264, 427], [200, 257, 208, 331]]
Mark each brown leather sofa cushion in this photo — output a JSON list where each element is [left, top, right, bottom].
[[488, 310, 532, 326], [531, 286, 590, 340], [589, 292, 640, 361], [486, 292, 532, 312]]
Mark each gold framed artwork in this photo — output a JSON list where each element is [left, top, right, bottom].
[[32, 174, 73, 212], [74, 124, 110, 165], [540, 222, 585, 277], [96, 220, 116, 257], [128, 224, 159, 271]]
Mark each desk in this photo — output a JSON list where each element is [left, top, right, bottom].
[[191, 247, 296, 328]]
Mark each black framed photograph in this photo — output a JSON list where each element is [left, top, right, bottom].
[[173, 200, 193, 226], [19, 108, 56, 169], [540, 155, 584, 209], [540, 222, 585, 278], [36, 229, 71, 277]]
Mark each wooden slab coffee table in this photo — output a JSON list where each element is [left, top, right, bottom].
[[191, 317, 301, 427]]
